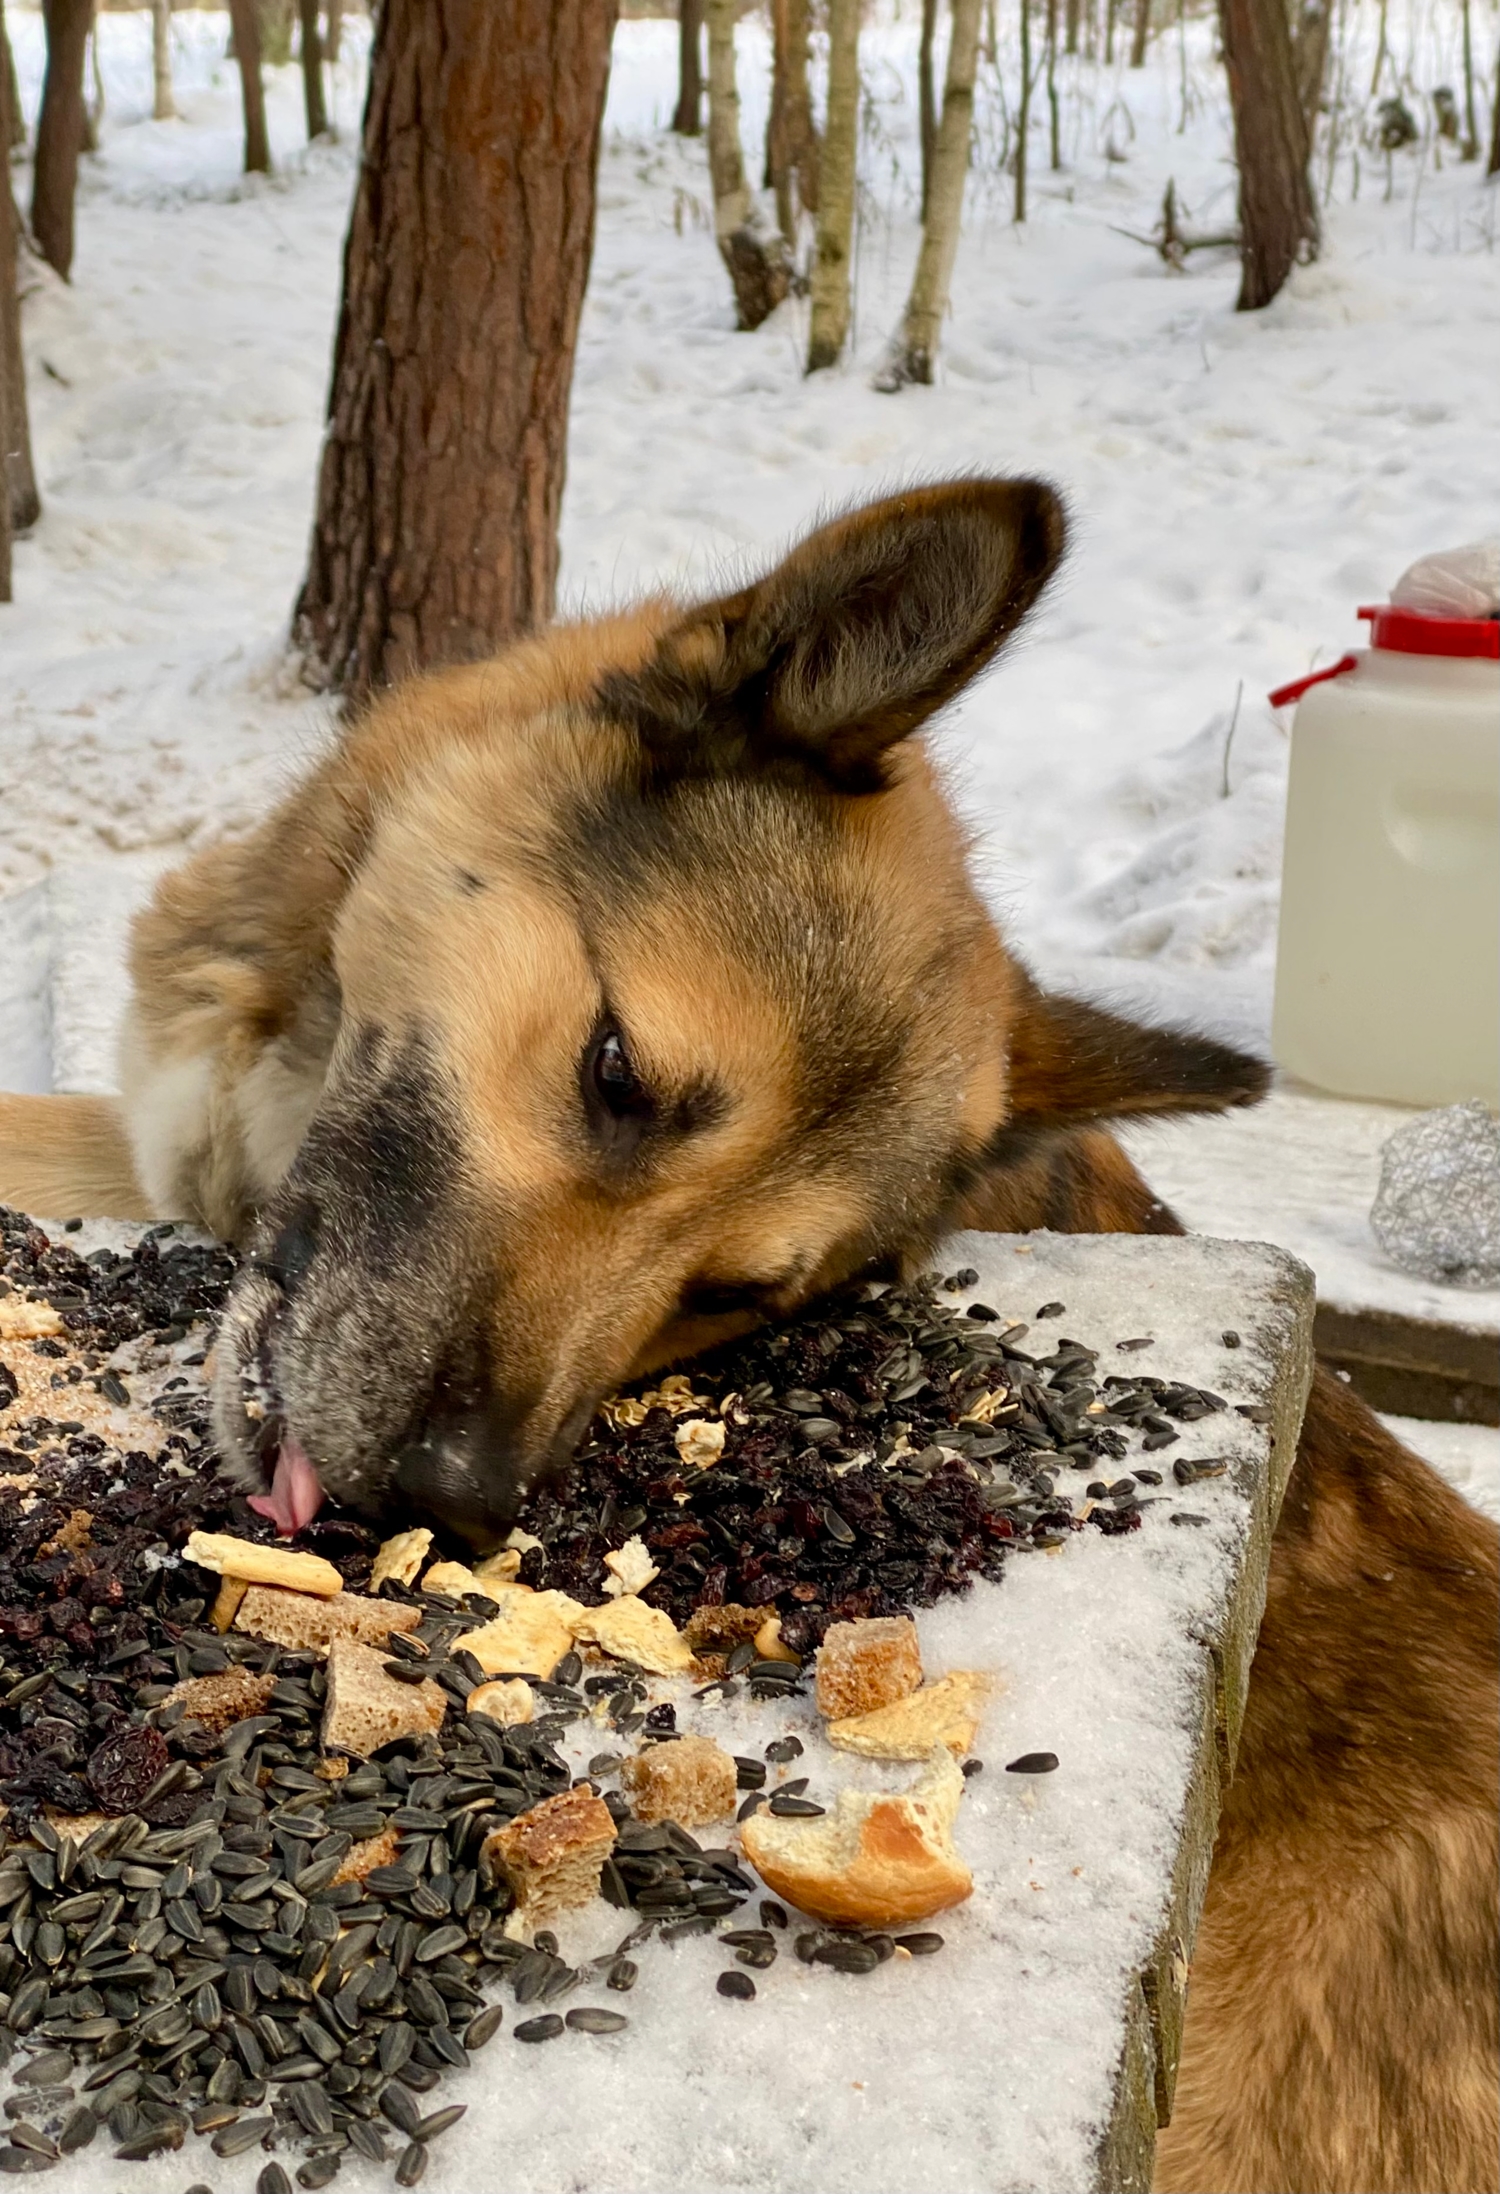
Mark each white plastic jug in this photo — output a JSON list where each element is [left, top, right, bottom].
[[1270, 557, 1499, 1110]]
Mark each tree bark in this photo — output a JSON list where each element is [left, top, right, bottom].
[[1015, 0, 1032, 220], [1047, 0, 1061, 166], [1065, 0, 1079, 54], [672, 0, 702, 133], [1490, 35, 1500, 175], [1218, 0, 1317, 309], [805, 0, 859, 372], [150, 0, 174, 119], [324, 0, 342, 65], [918, 0, 937, 220], [705, 0, 789, 329], [766, 0, 818, 242], [1129, 0, 1151, 66], [31, 0, 91, 281], [1458, 0, 1478, 159], [298, 0, 327, 139], [225, 0, 270, 173], [1291, 0, 1330, 137], [0, 0, 35, 549], [876, 0, 982, 387], [293, 0, 618, 701]]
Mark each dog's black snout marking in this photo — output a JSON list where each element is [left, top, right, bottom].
[[266, 1207, 321, 1299]]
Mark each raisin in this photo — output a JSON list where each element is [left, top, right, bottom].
[[87, 1722, 169, 1813]]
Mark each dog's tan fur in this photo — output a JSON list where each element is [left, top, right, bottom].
[[0, 478, 1494, 2191]]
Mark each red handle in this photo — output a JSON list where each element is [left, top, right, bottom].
[[1268, 653, 1358, 709]]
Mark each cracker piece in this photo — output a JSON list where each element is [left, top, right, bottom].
[[474, 1549, 522, 1587], [675, 1416, 725, 1467], [185, 1531, 342, 1597], [234, 1586, 422, 1657], [162, 1665, 278, 1733], [422, 1558, 483, 1598], [603, 1536, 658, 1598], [453, 1589, 585, 1679], [620, 1734, 737, 1827], [322, 1637, 446, 1756], [573, 1596, 694, 1676], [0, 1300, 64, 1340], [480, 1786, 617, 1922], [825, 1670, 994, 1761], [371, 1528, 432, 1591], [815, 1616, 925, 1721], [466, 1678, 534, 1728]]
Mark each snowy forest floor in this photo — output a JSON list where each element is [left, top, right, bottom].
[[2, 2, 1497, 1521]]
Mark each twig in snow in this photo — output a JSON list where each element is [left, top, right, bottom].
[[1220, 681, 1244, 799]]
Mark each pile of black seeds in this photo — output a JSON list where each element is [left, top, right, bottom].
[[0, 1206, 1245, 2178], [512, 1267, 1243, 1655]]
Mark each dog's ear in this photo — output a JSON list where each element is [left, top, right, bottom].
[[599, 477, 1066, 792], [1002, 972, 1271, 1133]]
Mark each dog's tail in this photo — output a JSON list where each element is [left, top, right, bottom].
[[0, 1094, 157, 1222]]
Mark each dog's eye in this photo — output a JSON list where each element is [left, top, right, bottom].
[[589, 1027, 652, 1125]]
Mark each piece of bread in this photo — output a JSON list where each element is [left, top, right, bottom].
[[371, 1528, 432, 1590], [815, 1616, 924, 1721], [825, 1670, 993, 1761], [321, 1636, 446, 1755], [234, 1586, 422, 1657], [162, 1665, 278, 1733], [454, 1588, 586, 1678], [572, 1595, 694, 1676], [682, 1603, 764, 1657], [481, 1785, 617, 1922], [467, 1678, 534, 1727], [185, 1530, 343, 1597], [741, 1748, 972, 1927], [620, 1734, 737, 1826], [332, 1822, 402, 1885]]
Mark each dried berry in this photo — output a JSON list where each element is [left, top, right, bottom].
[[86, 1723, 169, 1814]]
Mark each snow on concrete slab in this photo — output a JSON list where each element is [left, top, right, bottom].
[[2, 1227, 1314, 2194], [1121, 1085, 1500, 1334]]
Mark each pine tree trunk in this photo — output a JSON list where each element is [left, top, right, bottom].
[[1129, 0, 1151, 66], [150, 0, 174, 119], [766, 0, 818, 242], [673, 0, 702, 133], [877, 0, 982, 387], [918, 0, 938, 221], [298, 0, 327, 139], [1219, 0, 1317, 308], [705, 0, 788, 329], [805, 0, 859, 372], [293, 0, 618, 700], [226, 0, 270, 173], [31, 0, 91, 280]]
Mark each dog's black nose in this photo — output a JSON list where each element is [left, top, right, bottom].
[[392, 1406, 526, 1553], [265, 1207, 321, 1299]]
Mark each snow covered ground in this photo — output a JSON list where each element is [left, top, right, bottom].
[[2, 3, 1496, 1519]]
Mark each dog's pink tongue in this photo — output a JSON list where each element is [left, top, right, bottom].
[[247, 1435, 325, 1537]]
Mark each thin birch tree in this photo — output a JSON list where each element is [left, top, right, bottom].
[[875, 0, 983, 388], [704, 0, 789, 328], [151, 0, 174, 119], [805, 0, 859, 371]]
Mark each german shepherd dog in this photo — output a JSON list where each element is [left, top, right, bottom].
[[0, 481, 1494, 2192]]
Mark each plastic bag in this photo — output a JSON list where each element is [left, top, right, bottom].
[[1390, 540, 1500, 620]]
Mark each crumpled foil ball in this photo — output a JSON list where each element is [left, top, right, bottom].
[[1370, 1101, 1500, 1289]]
